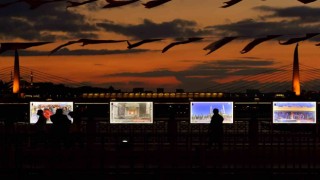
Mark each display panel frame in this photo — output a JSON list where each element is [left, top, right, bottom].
[[30, 101, 74, 124], [190, 101, 234, 124], [273, 101, 317, 124], [110, 101, 153, 124]]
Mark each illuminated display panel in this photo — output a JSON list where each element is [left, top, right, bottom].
[[110, 102, 153, 124], [190, 101, 233, 124], [30, 101, 74, 124], [273, 101, 316, 124]]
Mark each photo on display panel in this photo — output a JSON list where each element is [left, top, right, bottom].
[[273, 101, 317, 124], [30, 101, 74, 124], [190, 101, 233, 124], [110, 102, 153, 124]]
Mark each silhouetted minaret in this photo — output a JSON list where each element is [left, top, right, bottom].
[[30, 71, 33, 86], [292, 43, 301, 96], [13, 49, 20, 94]]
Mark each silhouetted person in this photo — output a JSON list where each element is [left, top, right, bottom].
[[50, 109, 71, 148], [69, 110, 84, 147], [208, 108, 224, 149], [167, 106, 178, 149], [33, 109, 48, 147]]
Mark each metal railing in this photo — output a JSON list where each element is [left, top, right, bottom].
[[0, 117, 320, 177]]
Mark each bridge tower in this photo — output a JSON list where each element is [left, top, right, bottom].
[[13, 50, 20, 94], [292, 43, 301, 96]]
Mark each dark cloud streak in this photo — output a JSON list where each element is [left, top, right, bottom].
[[0, 2, 99, 41], [255, 6, 320, 22], [97, 19, 212, 39], [207, 6, 320, 41], [102, 59, 278, 91], [106, 59, 276, 77], [0, 48, 150, 56]]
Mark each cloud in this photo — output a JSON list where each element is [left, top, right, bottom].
[[106, 59, 276, 77], [207, 19, 319, 38], [214, 59, 274, 66], [82, 0, 140, 12], [0, 2, 99, 41], [0, 48, 150, 56], [100, 59, 281, 91], [254, 6, 320, 23], [97, 19, 213, 39], [206, 6, 320, 40]]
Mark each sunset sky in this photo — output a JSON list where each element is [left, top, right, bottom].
[[0, 0, 320, 92]]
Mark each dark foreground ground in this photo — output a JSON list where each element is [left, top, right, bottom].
[[1, 120, 320, 179]]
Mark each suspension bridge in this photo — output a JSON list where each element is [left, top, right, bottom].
[[0, 63, 319, 94], [0, 65, 90, 89], [1, 44, 320, 95]]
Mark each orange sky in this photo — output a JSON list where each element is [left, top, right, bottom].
[[0, 0, 319, 92]]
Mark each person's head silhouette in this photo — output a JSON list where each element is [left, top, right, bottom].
[[37, 109, 43, 116], [56, 109, 63, 115], [68, 111, 74, 118], [213, 108, 219, 115]]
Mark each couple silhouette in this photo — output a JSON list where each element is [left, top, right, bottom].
[[35, 108, 71, 147]]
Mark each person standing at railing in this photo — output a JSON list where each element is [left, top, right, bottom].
[[208, 108, 224, 149], [51, 108, 71, 148], [33, 109, 48, 147]]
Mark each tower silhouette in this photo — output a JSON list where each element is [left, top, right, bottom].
[[13, 50, 20, 94], [0, 42, 51, 94], [292, 43, 301, 96], [30, 71, 33, 86]]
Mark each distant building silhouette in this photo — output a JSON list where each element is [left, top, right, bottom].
[[176, 89, 184, 93], [133, 88, 144, 93], [157, 88, 164, 93]]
